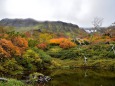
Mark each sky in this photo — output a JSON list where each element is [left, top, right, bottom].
[[0, 0, 115, 27]]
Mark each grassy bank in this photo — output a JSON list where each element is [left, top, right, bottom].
[[50, 58, 115, 70]]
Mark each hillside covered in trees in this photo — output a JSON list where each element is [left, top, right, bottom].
[[0, 19, 115, 85]]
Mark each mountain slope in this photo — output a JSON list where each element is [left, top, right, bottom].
[[0, 18, 87, 36], [0, 18, 39, 27]]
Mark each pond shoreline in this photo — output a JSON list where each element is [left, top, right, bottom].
[[1, 68, 115, 86], [50, 58, 115, 71]]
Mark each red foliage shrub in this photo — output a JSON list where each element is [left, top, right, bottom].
[[25, 31, 31, 38], [37, 43, 47, 50], [111, 37, 115, 41]]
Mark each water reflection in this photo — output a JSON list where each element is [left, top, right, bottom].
[[1, 69, 115, 86], [47, 69, 115, 86]]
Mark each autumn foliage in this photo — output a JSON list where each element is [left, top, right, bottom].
[[50, 38, 69, 45], [38, 33, 54, 43], [0, 39, 21, 58], [25, 31, 31, 38], [0, 35, 28, 58], [50, 38, 76, 49], [111, 37, 115, 41], [37, 43, 47, 50], [12, 36, 28, 51], [59, 41, 76, 49]]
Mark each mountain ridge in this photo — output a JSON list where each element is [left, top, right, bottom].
[[0, 18, 79, 28], [0, 18, 88, 36]]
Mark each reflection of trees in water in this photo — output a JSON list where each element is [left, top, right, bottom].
[[84, 56, 88, 65], [84, 70, 88, 78], [48, 69, 115, 86]]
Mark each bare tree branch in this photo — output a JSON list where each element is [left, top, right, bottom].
[[92, 17, 103, 30]]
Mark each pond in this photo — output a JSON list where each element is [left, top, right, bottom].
[[1, 69, 115, 86], [46, 69, 115, 86]]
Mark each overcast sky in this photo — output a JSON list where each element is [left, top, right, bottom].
[[0, 0, 115, 27]]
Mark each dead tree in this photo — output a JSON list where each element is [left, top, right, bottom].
[[92, 17, 103, 31]]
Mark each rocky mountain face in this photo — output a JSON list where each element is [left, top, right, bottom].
[[0, 18, 87, 35], [0, 18, 79, 28], [0, 18, 39, 27]]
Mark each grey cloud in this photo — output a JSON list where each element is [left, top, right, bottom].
[[0, 0, 8, 19], [0, 0, 115, 27]]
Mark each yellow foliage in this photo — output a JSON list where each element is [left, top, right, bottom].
[[38, 33, 53, 43]]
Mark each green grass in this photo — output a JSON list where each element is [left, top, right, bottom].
[[51, 58, 115, 70], [0, 79, 25, 86]]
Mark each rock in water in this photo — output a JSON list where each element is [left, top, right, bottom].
[[38, 75, 51, 83], [28, 72, 51, 83]]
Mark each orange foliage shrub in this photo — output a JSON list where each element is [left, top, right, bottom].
[[12, 36, 28, 52], [91, 35, 112, 44], [0, 39, 21, 58], [50, 38, 76, 49], [37, 43, 47, 50], [49, 38, 68, 45], [0, 45, 10, 58], [92, 39, 111, 44], [0, 36, 28, 58], [59, 40, 76, 49]]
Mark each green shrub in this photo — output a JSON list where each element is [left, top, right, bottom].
[[84, 40, 90, 45], [84, 44, 112, 58], [22, 57, 37, 71], [0, 79, 25, 86], [47, 47, 88, 59], [28, 39, 38, 47], [22, 49, 42, 71], [23, 49, 39, 58], [106, 51, 115, 58], [2, 58, 23, 75], [47, 46, 62, 58], [60, 48, 81, 59], [31, 47, 52, 69], [47, 44, 114, 59], [33, 48, 52, 63]]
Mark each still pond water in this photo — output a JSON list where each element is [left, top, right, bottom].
[[46, 69, 115, 86], [1, 69, 115, 86]]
